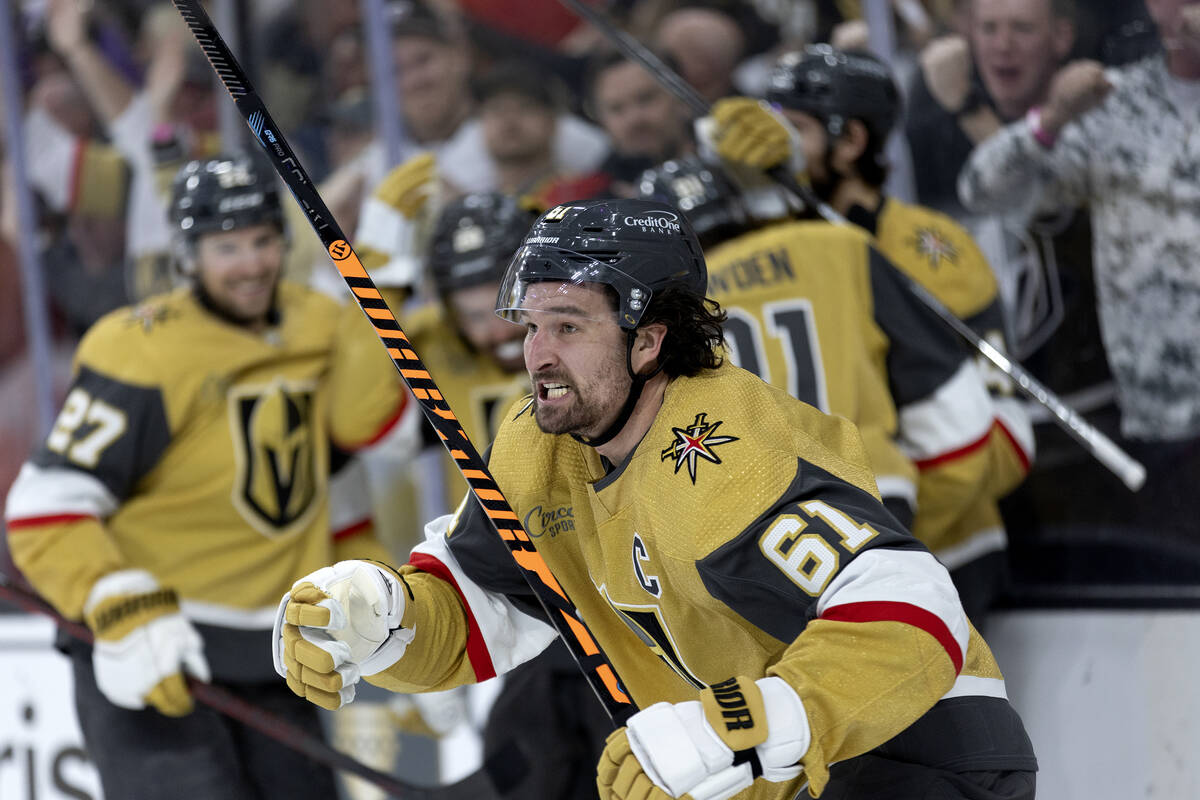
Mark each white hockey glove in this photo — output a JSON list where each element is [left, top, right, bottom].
[[83, 569, 210, 717], [353, 152, 440, 289], [596, 676, 811, 800], [272, 560, 414, 710]]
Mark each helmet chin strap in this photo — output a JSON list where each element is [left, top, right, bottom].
[[571, 330, 664, 449]]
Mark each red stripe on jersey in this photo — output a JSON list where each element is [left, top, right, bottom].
[[408, 551, 497, 682], [994, 419, 1032, 473], [6, 513, 96, 529], [912, 426, 991, 470], [332, 518, 371, 541], [821, 600, 964, 674]]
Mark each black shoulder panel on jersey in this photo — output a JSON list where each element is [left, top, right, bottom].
[[443, 446, 548, 623], [697, 458, 924, 644], [31, 365, 171, 500], [867, 246, 970, 407], [883, 496, 914, 529]]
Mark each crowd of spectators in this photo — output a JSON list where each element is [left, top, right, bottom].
[[1, 0, 1196, 641]]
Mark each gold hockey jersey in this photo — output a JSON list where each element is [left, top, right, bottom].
[[849, 197, 1033, 568], [4, 282, 411, 679], [705, 220, 1001, 558], [370, 362, 1035, 797]]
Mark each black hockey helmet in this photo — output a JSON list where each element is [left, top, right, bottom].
[[496, 198, 707, 331], [765, 45, 900, 141], [169, 154, 285, 241], [429, 193, 537, 298], [636, 156, 751, 249]]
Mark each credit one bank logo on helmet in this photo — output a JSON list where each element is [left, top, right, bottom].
[[624, 210, 682, 234]]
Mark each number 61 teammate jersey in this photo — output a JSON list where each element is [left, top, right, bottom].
[[367, 362, 1036, 798], [4, 282, 415, 679]]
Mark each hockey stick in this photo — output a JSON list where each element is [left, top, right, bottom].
[[557, 0, 1146, 492], [169, 0, 635, 726], [0, 571, 508, 800]]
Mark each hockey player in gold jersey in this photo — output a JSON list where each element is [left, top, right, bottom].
[[4, 155, 416, 800], [273, 199, 1037, 799], [706, 46, 1034, 626]]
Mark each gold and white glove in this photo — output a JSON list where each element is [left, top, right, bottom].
[[695, 99, 807, 222], [83, 569, 210, 717], [272, 560, 414, 710], [706, 97, 806, 174], [353, 152, 440, 289], [597, 676, 810, 800]]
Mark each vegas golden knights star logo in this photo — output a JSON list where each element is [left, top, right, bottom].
[[230, 379, 321, 536], [910, 227, 959, 269], [660, 413, 739, 484]]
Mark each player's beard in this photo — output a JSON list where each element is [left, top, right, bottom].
[[530, 349, 631, 438], [194, 279, 280, 329]]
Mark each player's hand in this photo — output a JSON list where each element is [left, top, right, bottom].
[[372, 152, 438, 219], [919, 35, 971, 113], [705, 97, 805, 173], [354, 153, 440, 288], [272, 560, 414, 710], [596, 676, 811, 800], [1041, 60, 1112, 135], [83, 569, 210, 717]]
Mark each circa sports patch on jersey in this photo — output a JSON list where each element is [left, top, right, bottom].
[[909, 226, 959, 269], [659, 412, 739, 484]]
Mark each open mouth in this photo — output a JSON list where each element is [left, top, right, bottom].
[[539, 382, 571, 401]]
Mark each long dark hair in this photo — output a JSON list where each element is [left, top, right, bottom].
[[639, 286, 727, 377]]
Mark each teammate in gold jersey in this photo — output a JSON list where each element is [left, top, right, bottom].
[[706, 46, 1033, 627], [4, 155, 417, 800], [274, 199, 1036, 800]]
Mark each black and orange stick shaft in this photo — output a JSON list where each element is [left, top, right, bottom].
[[170, 0, 634, 725]]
